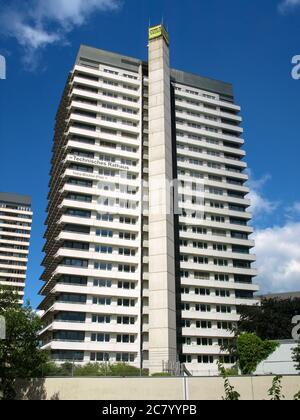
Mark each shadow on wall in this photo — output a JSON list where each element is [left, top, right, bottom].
[[15, 379, 60, 400]]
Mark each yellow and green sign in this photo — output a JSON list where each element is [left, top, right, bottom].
[[149, 25, 169, 45]]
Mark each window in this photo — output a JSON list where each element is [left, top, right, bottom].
[[95, 246, 113, 254], [53, 351, 84, 362], [118, 281, 135, 290], [213, 244, 227, 251], [195, 304, 211, 312], [67, 193, 92, 203], [197, 338, 213, 346], [119, 248, 136, 256], [214, 259, 228, 267], [118, 299, 135, 307], [92, 315, 111, 324], [59, 294, 86, 304], [116, 353, 135, 363], [117, 335, 135, 343], [94, 262, 112, 271], [215, 274, 229, 282], [198, 355, 214, 364], [90, 352, 109, 362], [195, 288, 210, 296], [216, 289, 230, 298], [53, 331, 85, 342], [119, 216, 136, 225], [194, 256, 209, 264], [194, 272, 210, 281], [196, 321, 212, 329], [68, 178, 93, 188], [92, 297, 111, 306], [117, 316, 135, 325], [217, 306, 232, 314], [118, 265, 136, 273], [119, 232, 136, 240], [63, 258, 88, 268], [96, 230, 113, 238], [193, 242, 208, 249], [217, 322, 233, 330], [97, 214, 113, 222], [182, 303, 190, 311], [63, 241, 89, 251], [58, 276, 87, 286], [91, 333, 110, 342], [192, 227, 207, 234], [70, 163, 93, 173], [93, 279, 112, 288], [182, 337, 191, 345], [55, 312, 86, 323]]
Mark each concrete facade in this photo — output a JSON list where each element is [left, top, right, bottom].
[[148, 32, 177, 372], [0, 192, 32, 304], [39, 25, 258, 375]]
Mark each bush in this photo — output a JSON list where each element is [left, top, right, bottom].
[[151, 372, 172, 377], [237, 333, 278, 375], [42, 362, 149, 377]]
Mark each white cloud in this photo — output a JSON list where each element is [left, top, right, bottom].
[[287, 202, 300, 214], [248, 190, 278, 217], [0, 0, 120, 68], [247, 172, 279, 218], [279, 0, 300, 13], [254, 222, 300, 293]]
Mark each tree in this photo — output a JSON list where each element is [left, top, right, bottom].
[[237, 298, 300, 340], [218, 362, 240, 400], [268, 376, 285, 401], [292, 340, 300, 372], [236, 333, 278, 375], [0, 287, 49, 399], [294, 390, 300, 400], [0, 286, 19, 311]]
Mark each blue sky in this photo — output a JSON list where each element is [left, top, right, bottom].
[[0, 0, 300, 307]]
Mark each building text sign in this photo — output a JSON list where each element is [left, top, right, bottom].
[[149, 25, 169, 45]]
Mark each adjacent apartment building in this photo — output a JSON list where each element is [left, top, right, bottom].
[[39, 25, 259, 375], [0, 192, 32, 304]]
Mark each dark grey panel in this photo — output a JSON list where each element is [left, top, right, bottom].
[[76, 45, 144, 73], [171, 69, 233, 98], [0, 192, 32, 206], [75, 45, 234, 98]]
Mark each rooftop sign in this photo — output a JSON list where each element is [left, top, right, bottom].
[[149, 25, 169, 45]]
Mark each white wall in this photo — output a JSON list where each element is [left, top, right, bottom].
[[255, 341, 298, 376]]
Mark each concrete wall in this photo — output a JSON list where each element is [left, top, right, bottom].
[[16, 375, 300, 401], [148, 31, 177, 372]]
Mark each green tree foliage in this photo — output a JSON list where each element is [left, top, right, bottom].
[[292, 340, 300, 372], [0, 287, 49, 399], [294, 390, 300, 400], [236, 333, 278, 375], [268, 376, 285, 401], [218, 362, 240, 400], [237, 298, 300, 340]]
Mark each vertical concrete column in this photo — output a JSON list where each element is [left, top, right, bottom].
[[148, 26, 177, 374]]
